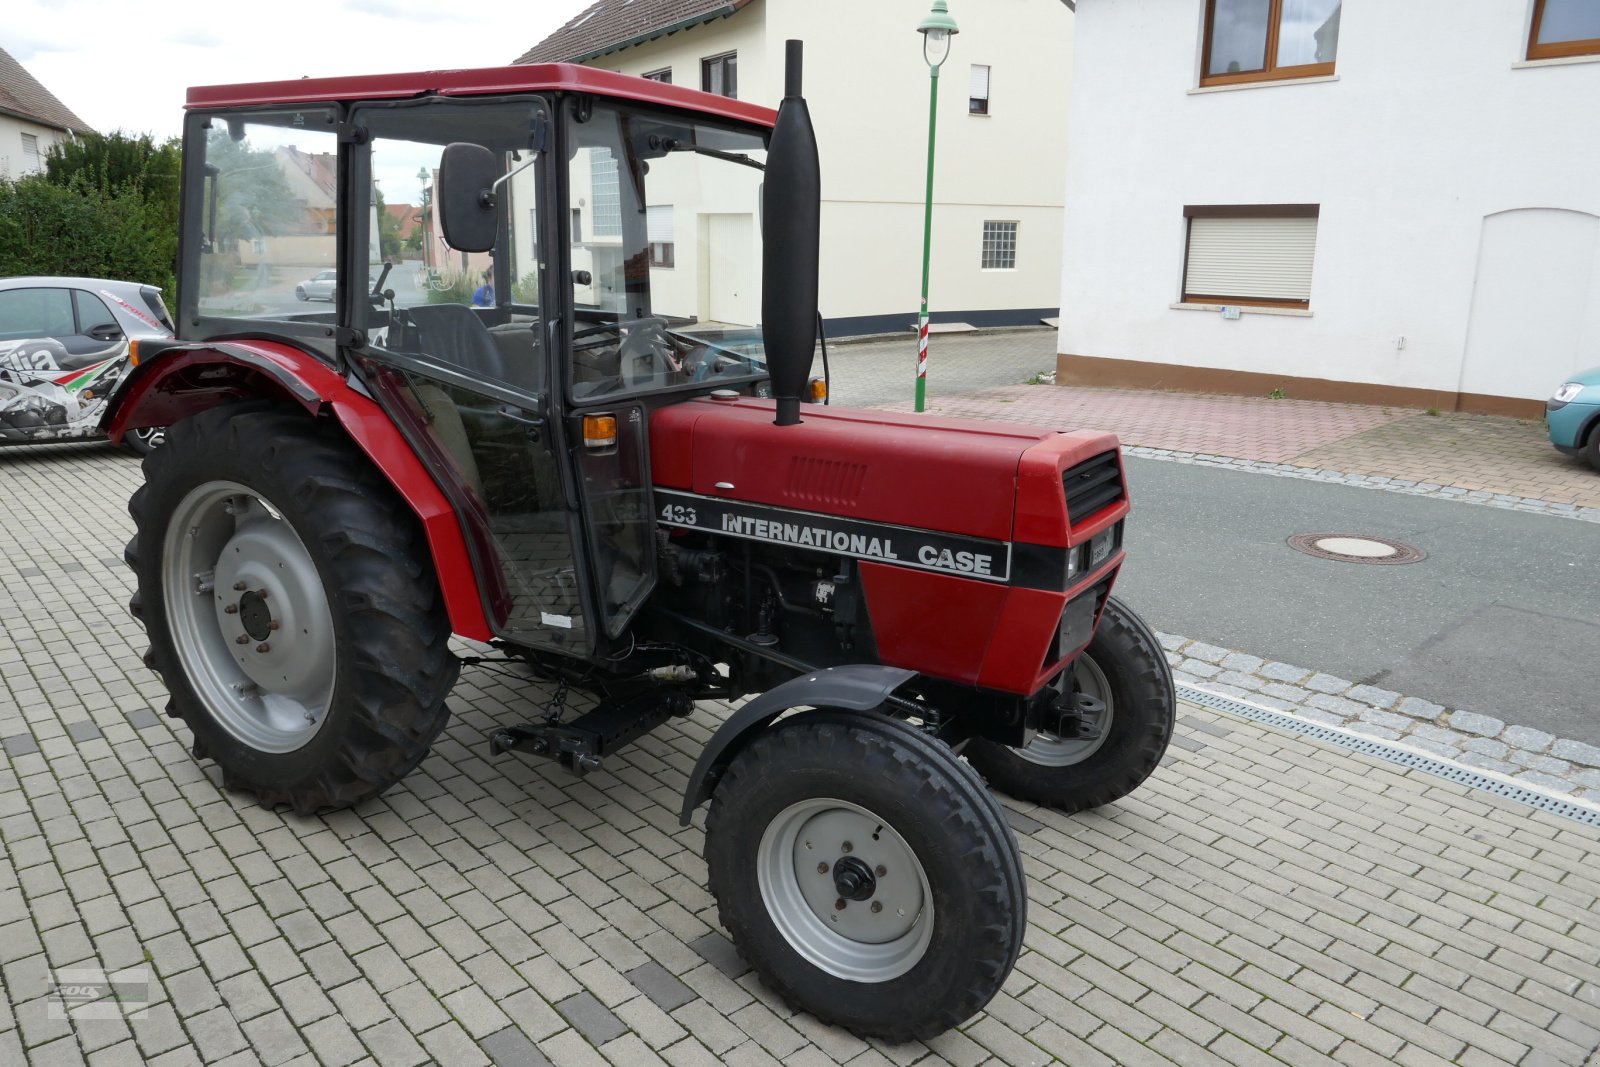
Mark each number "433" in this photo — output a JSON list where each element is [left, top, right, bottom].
[[660, 503, 698, 525]]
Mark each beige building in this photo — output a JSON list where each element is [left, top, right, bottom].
[[0, 46, 92, 180], [515, 0, 1075, 335]]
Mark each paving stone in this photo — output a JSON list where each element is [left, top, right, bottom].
[[1395, 697, 1446, 720], [1345, 685, 1400, 710], [481, 1025, 554, 1067], [1502, 725, 1556, 753], [1449, 711, 1507, 737], [625, 961, 697, 1013], [1304, 673, 1351, 695], [1550, 738, 1600, 768], [555, 991, 627, 1046]]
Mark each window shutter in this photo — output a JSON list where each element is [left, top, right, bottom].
[[21, 134, 40, 175], [1185, 216, 1317, 302], [969, 64, 990, 100], [647, 205, 673, 244]]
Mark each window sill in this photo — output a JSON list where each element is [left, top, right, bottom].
[[1188, 74, 1338, 95], [1171, 301, 1313, 318], [1513, 53, 1600, 69]]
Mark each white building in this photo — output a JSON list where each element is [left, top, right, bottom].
[[1056, 0, 1600, 417], [516, 0, 1075, 335], [0, 46, 92, 180]]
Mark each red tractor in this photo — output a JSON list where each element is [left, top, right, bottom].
[[104, 45, 1174, 1040]]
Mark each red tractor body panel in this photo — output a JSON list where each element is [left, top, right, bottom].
[[106, 342, 493, 641], [649, 397, 1129, 694], [185, 64, 777, 130]]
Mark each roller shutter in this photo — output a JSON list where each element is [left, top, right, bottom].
[[1184, 215, 1317, 303]]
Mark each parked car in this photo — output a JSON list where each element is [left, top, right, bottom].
[[295, 269, 339, 302], [1548, 368, 1600, 471], [0, 277, 175, 453]]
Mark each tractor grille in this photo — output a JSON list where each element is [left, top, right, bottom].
[[783, 456, 868, 509], [1062, 451, 1123, 526]]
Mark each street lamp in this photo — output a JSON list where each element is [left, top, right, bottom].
[[914, 0, 958, 413]]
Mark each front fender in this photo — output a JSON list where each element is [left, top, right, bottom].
[[102, 339, 492, 641], [678, 664, 917, 825]]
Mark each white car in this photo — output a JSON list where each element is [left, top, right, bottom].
[[295, 269, 339, 302], [0, 276, 175, 452]]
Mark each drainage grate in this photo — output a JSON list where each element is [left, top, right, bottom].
[[1177, 684, 1600, 829]]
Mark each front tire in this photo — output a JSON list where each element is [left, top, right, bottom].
[[124, 426, 165, 455], [705, 712, 1025, 1042], [965, 596, 1175, 813], [126, 403, 457, 813], [1584, 420, 1600, 473]]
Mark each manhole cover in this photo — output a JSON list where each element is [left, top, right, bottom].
[[1287, 532, 1426, 565]]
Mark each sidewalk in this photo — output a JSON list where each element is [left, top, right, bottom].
[[3, 446, 1600, 1066], [878, 381, 1599, 514]]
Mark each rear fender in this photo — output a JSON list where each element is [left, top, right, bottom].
[[678, 664, 916, 825], [103, 339, 492, 641]]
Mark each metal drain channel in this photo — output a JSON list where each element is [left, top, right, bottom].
[[1177, 684, 1600, 829]]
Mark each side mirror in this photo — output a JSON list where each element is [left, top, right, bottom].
[[438, 143, 499, 253]]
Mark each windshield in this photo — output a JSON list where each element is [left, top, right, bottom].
[[566, 101, 769, 401]]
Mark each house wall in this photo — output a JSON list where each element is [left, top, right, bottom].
[[0, 115, 74, 180], [583, 0, 1074, 335], [1055, 0, 1600, 414]]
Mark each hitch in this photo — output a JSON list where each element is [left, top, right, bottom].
[[489, 689, 695, 776]]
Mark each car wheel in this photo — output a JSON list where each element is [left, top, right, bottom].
[[1584, 419, 1600, 473], [295, 287, 308, 301], [126, 402, 457, 813], [125, 426, 166, 455]]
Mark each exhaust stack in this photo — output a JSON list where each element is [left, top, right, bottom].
[[761, 40, 821, 427]]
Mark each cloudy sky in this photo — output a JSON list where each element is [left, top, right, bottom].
[[8, 0, 592, 190]]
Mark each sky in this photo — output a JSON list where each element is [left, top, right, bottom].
[[6, 0, 593, 203]]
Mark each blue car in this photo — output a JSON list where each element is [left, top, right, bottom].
[[1548, 367, 1600, 471]]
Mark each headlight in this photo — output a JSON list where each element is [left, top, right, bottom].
[[1549, 382, 1585, 409]]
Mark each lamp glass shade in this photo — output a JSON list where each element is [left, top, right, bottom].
[[923, 27, 951, 68]]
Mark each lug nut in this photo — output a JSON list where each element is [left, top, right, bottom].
[[871, 901, 883, 913], [235, 635, 249, 645], [817, 862, 829, 874], [233, 581, 247, 591], [834, 898, 846, 911], [224, 604, 238, 614], [876, 865, 887, 877], [256, 589, 268, 599], [268, 621, 280, 631], [256, 643, 270, 653], [841, 841, 853, 853]]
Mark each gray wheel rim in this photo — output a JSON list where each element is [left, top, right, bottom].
[[1013, 652, 1114, 767], [161, 481, 335, 753], [132, 427, 165, 449], [756, 797, 934, 983]]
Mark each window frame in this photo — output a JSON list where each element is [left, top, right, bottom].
[[700, 51, 738, 98], [1527, 0, 1600, 60], [641, 67, 673, 83], [1181, 204, 1319, 309], [1199, 0, 1338, 87], [969, 64, 991, 115], [980, 220, 1018, 271]]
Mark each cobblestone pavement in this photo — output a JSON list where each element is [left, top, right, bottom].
[[4, 446, 1600, 1064], [850, 329, 1597, 514]]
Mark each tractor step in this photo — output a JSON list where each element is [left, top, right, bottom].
[[489, 689, 695, 776]]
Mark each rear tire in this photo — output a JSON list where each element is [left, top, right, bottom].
[[126, 402, 457, 813], [965, 596, 1174, 813], [705, 712, 1025, 1041]]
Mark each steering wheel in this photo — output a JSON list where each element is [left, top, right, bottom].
[[618, 317, 681, 390]]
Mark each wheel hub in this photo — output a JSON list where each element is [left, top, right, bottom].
[[238, 590, 273, 642], [831, 855, 877, 901]]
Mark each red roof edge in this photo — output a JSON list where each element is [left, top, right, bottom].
[[184, 63, 776, 129]]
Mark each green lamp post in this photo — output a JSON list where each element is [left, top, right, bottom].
[[914, 0, 958, 413]]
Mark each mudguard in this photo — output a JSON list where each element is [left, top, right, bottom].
[[101, 339, 492, 641], [678, 664, 916, 825]]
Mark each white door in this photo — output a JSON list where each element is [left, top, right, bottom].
[[706, 213, 756, 327], [1459, 209, 1600, 401]]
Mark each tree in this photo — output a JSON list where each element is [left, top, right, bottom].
[[203, 130, 305, 250], [374, 183, 403, 261]]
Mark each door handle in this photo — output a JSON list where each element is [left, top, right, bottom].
[[496, 403, 545, 441]]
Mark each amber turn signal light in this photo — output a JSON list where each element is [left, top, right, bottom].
[[583, 413, 618, 449], [127, 339, 142, 366], [807, 377, 827, 403]]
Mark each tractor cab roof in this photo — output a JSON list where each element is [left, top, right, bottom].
[[184, 63, 778, 130]]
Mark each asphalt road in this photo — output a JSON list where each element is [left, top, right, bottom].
[[1113, 457, 1600, 745]]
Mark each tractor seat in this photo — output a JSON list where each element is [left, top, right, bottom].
[[406, 303, 505, 383], [487, 321, 545, 394]]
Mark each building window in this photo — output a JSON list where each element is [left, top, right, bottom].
[[642, 68, 673, 83], [969, 64, 991, 114], [21, 133, 40, 175], [647, 205, 674, 269], [981, 221, 1018, 270], [701, 52, 737, 98], [1528, 0, 1600, 59], [1182, 205, 1319, 308], [571, 207, 583, 243], [590, 149, 621, 237], [1201, 0, 1341, 87]]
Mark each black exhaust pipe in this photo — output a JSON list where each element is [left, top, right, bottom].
[[762, 40, 821, 427]]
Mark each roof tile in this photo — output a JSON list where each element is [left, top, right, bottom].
[[0, 46, 93, 135], [513, 0, 753, 65]]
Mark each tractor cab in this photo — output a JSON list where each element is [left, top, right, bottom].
[[175, 71, 780, 655]]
